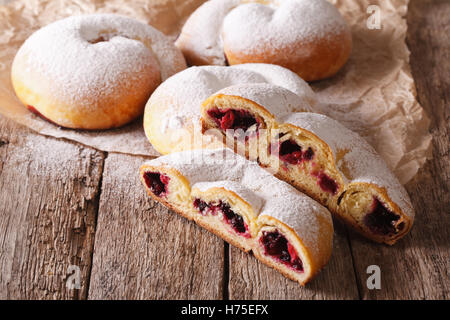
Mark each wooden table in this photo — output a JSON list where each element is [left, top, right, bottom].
[[0, 0, 448, 300]]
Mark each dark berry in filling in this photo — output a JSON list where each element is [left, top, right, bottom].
[[143, 172, 170, 197], [193, 198, 209, 215], [316, 172, 338, 195], [271, 139, 314, 165], [193, 199, 249, 236], [303, 147, 314, 160], [221, 202, 246, 234], [279, 140, 302, 163], [260, 230, 303, 272], [363, 198, 401, 236], [207, 108, 259, 132]]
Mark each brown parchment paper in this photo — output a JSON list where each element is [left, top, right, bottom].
[[0, 0, 432, 184]]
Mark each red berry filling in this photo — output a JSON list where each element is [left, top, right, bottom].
[[193, 199, 250, 237], [271, 136, 337, 195], [193, 198, 220, 216], [313, 171, 338, 195], [193, 199, 208, 214], [221, 203, 247, 235], [207, 108, 259, 132], [143, 172, 170, 197], [363, 198, 402, 236], [271, 138, 314, 164], [260, 230, 303, 272]]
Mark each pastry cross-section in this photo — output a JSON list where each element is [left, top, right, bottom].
[[140, 148, 333, 285], [201, 84, 415, 245]]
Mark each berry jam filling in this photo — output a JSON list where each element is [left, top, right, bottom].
[[221, 203, 247, 234], [363, 198, 402, 236], [313, 171, 338, 195], [193, 198, 220, 216], [193, 199, 250, 237], [207, 108, 260, 132], [260, 230, 303, 272], [271, 139, 314, 164], [193, 198, 210, 214], [143, 172, 170, 197]]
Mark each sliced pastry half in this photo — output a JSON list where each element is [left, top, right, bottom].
[[201, 84, 414, 245], [140, 148, 333, 284]]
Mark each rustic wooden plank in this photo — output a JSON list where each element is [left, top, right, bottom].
[[88, 153, 225, 299], [0, 115, 104, 299], [229, 220, 360, 299], [347, 0, 450, 300]]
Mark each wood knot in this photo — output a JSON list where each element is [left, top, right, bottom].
[[0, 138, 9, 147]]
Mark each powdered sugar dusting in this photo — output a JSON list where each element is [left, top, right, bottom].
[[146, 64, 316, 140], [216, 83, 313, 118], [13, 14, 186, 108], [175, 0, 240, 65], [223, 0, 348, 55], [234, 63, 318, 109], [147, 148, 332, 256], [176, 0, 348, 65], [161, 111, 185, 133]]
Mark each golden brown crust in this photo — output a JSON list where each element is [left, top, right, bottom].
[[336, 183, 414, 245], [12, 74, 160, 130], [194, 218, 252, 253], [258, 214, 333, 284], [224, 30, 352, 82], [252, 249, 306, 285]]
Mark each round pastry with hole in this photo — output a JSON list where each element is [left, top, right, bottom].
[[175, 0, 352, 81], [11, 14, 186, 130], [201, 86, 415, 245], [143, 63, 316, 155], [140, 148, 333, 285]]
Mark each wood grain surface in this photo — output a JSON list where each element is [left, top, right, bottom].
[[0, 119, 104, 299], [0, 0, 448, 299]]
